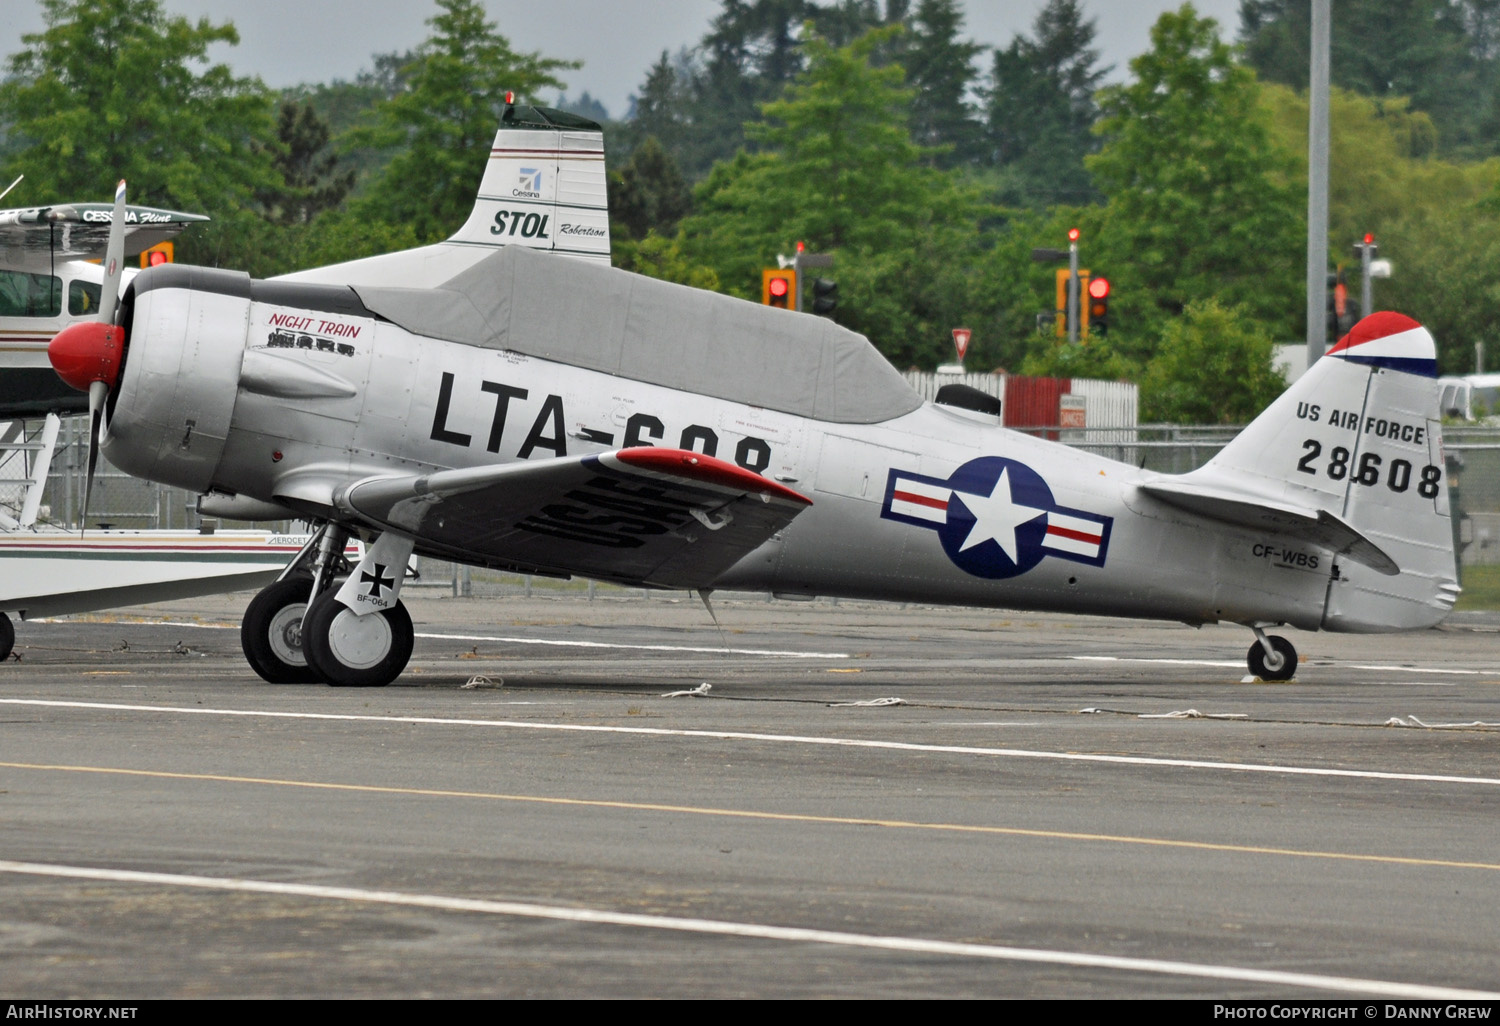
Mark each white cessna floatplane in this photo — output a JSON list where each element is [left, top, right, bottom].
[[0, 180, 346, 660]]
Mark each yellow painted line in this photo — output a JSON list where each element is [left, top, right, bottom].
[[4, 760, 1498, 874]]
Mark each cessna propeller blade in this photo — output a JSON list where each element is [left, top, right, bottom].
[[46, 179, 129, 528], [97, 178, 126, 324]]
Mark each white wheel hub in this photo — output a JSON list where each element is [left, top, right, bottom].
[[267, 604, 307, 666], [325, 608, 392, 670]]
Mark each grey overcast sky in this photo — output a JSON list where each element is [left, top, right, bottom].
[[7, 0, 1245, 120]]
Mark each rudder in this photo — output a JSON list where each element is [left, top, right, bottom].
[[1184, 313, 1459, 630]]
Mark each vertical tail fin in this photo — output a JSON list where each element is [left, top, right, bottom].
[[447, 102, 610, 263], [277, 102, 610, 287], [1169, 313, 1458, 630]]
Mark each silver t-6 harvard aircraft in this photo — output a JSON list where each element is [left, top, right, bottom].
[[43, 103, 1458, 687]]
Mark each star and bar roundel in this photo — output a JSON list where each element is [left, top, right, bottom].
[[880, 456, 1113, 580]]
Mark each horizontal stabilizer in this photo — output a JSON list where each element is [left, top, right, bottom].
[[1136, 479, 1399, 576], [334, 449, 811, 588]]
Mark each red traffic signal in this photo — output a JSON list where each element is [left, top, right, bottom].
[[138, 241, 174, 269], [1086, 275, 1109, 336], [762, 268, 797, 309]]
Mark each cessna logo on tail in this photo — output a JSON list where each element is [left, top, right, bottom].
[[881, 456, 1112, 579], [514, 167, 543, 198]]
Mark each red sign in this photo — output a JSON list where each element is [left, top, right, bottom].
[[952, 328, 972, 362]]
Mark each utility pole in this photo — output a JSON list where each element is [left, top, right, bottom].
[[1353, 234, 1377, 317], [1067, 228, 1081, 343], [1306, 0, 1331, 371]]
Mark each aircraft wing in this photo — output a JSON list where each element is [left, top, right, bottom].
[[331, 448, 812, 588], [1136, 478, 1399, 575], [0, 203, 210, 259]]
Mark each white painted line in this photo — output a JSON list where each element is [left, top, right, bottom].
[[52, 620, 1500, 673], [0, 859, 1491, 1000], [1075, 656, 1259, 668], [1345, 664, 1491, 676], [1074, 655, 1495, 675], [76, 620, 849, 659], [4, 698, 1499, 789], [417, 631, 849, 659]]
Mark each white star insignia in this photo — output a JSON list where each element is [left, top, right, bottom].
[[955, 467, 1046, 563]]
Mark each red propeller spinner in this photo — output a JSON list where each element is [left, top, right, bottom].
[[49, 178, 130, 528], [49, 321, 124, 393]]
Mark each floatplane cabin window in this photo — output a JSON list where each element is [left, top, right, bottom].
[[0, 269, 61, 318], [68, 279, 101, 316]]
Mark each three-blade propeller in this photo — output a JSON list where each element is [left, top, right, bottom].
[[47, 179, 129, 529]]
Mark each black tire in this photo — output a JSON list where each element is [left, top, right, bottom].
[[241, 576, 319, 683], [302, 590, 413, 688], [0, 611, 13, 662], [1247, 635, 1297, 682]]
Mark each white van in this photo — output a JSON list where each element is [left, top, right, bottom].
[[1438, 373, 1500, 421]]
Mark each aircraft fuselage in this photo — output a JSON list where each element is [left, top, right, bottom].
[[102, 266, 1364, 636]]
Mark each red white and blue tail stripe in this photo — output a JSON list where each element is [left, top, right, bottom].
[[1327, 311, 1437, 378]]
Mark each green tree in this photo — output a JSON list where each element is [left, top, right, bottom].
[[1261, 83, 1444, 247], [678, 26, 990, 368], [1258, 80, 1500, 373], [626, 50, 695, 162], [612, 230, 720, 291], [1138, 299, 1285, 423], [899, 0, 985, 166], [609, 136, 693, 240], [1239, 0, 1490, 155], [668, 0, 819, 179], [0, 0, 280, 214], [1376, 198, 1500, 375], [983, 0, 1109, 206], [1087, 5, 1304, 350], [348, 0, 576, 241], [288, 50, 419, 186], [259, 100, 355, 226]]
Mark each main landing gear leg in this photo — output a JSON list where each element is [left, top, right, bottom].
[[240, 523, 352, 684], [302, 531, 415, 688], [1245, 626, 1297, 682]]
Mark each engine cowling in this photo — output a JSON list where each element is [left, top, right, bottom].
[[102, 265, 252, 493]]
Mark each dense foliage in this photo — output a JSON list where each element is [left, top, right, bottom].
[[7, 0, 1500, 417]]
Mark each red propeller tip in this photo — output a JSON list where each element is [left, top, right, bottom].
[[48, 321, 123, 393]]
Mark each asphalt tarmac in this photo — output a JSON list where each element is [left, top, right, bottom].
[[2, 590, 1499, 1000]]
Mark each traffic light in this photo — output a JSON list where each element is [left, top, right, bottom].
[[1086, 275, 1110, 336], [762, 268, 796, 309], [810, 277, 837, 316], [1055, 268, 1092, 337], [138, 241, 174, 269], [1327, 270, 1358, 340]]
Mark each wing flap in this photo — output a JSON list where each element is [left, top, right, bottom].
[[336, 448, 811, 588], [1137, 479, 1399, 576]]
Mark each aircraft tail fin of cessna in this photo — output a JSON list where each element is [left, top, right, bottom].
[[277, 100, 609, 289], [1138, 311, 1459, 631]]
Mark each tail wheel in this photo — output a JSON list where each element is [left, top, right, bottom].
[[241, 576, 318, 683], [302, 590, 413, 688], [1247, 635, 1298, 681]]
